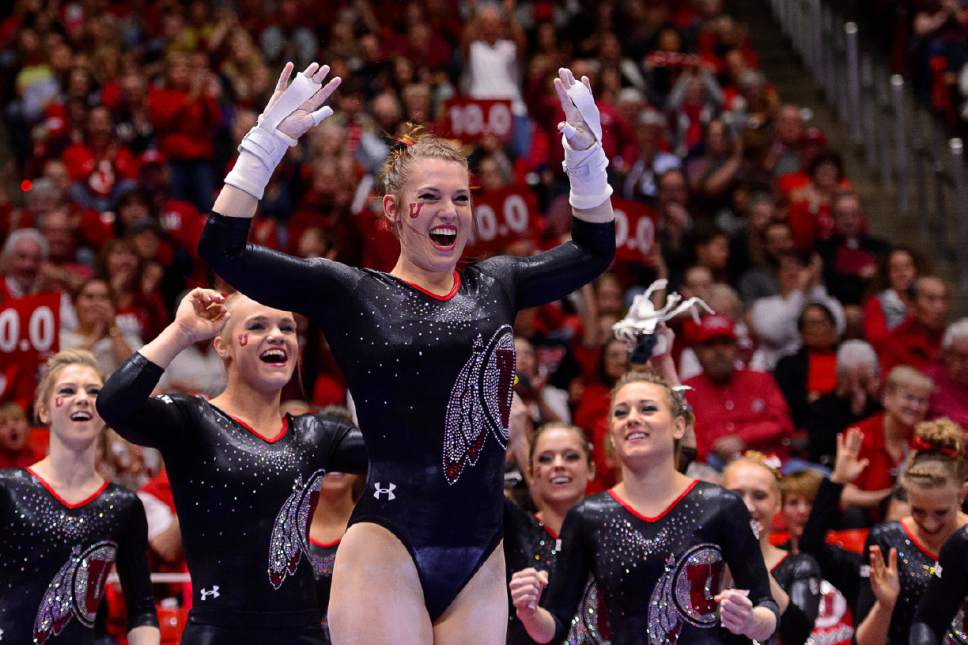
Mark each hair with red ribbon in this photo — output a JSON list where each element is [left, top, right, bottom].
[[911, 434, 960, 459]]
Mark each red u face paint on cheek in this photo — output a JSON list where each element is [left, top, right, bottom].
[[408, 202, 424, 219], [238, 333, 249, 347]]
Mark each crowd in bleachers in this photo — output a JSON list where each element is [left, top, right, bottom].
[[2, 0, 968, 642]]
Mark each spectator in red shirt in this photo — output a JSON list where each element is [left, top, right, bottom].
[[147, 51, 222, 211], [0, 402, 43, 468], [684, 315, 794, 464], [62, 105, 139, 212], [842, 365, 934, 510], [787, 151, 846, 252], [927, 318, 968, 426], [879, 274, 951, 375], [862, 246, 922, 350]]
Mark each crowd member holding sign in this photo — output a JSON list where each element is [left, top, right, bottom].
[[0, 349, 159, 645], [198, 60, 614, 643], [97, 288, 366, 644]]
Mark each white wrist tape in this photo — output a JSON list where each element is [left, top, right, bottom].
[[561, 136, 613, 210], [224, 72, 323, 200]]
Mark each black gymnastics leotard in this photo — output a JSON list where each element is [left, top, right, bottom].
[[910, 524, 968, 645], [856, 521, 940, 645], [96, 353, 366, 643], [503, 499, 608, 644], [306, 537, 339, 644], [767, 553, 821, 645], [198, 211, 614, 619], [0, 468, 157, 644], [540, 480, 779, 645]]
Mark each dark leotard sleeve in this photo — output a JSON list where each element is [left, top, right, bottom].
[[540, 505, 595, 645], [778, 555, 822, 645], [910, 527, 968, 645], [96, 352, 188, 451], [718, 492, 781, 628], [798, 477, 864, 606], [116, 495, 159, 631], [320, 415, 367, 474], [477, 218, 615, 310], [198, 213, 360, 319]]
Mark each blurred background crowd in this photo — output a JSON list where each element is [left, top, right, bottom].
[[1, 0, 967, 641]]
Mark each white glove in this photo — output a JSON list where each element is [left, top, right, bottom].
[[553, 68, 613, 210], [225, 62, 341, 200]]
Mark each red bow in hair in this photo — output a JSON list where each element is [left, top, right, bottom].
[[912, 435, 960, 458]]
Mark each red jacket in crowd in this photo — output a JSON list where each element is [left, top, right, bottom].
[[850, 413, 911, 492], [684, 369, 794, 460], [878, 317, 944, 376], [147, 88, 221, 161]]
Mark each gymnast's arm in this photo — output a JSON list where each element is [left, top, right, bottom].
[[510, 506, 593, 644], [910, 528, 968, 645], [323, 417, 368, 475], [96, 289, 225, 449], [118, 497, 161, 644], [777, 555, 822, 645]]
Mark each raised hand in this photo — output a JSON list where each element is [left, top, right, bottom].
[[553, 68, 598, 151], [264, 62, 342, 141], [172, 288, 230, 344], [831, 427, 868, 485], [868, 545, 900, 609], [509, 568, 549, 618]]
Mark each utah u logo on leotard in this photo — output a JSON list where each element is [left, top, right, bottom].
[[648, 544, 724, 643], [442, 325, 515, 485], [268, 469, 326, 589], [33, 541, 118, 643]]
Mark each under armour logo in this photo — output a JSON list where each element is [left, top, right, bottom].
[[373, 482, 396, 501], [200, 586, 220, 601]]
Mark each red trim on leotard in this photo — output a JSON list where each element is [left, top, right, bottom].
[[534, 513, 559, 540], [309, 536, 342, 549], [770, 552, 789, 573], [608, 479, 699, 523], [398, 272, 461, 301], [25, 467, 109, 509], [228, 414, 289, 444], [899, 519, 939, 561]]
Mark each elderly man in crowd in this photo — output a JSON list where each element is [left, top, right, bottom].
[[927, 318, 968, 426]]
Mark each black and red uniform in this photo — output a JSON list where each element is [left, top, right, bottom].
[[198, 211, 614, 620], [96, 353, 366, 644], [0, 467, 157, 644], [539, 480, 779, 644], [910, 524, 968, 645]]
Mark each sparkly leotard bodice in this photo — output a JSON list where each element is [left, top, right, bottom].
[[199, 212, 614, 618], [0, 468, 157, 644]]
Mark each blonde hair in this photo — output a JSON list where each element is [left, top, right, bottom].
[[885, 365, 934, 394], [902, 418, 966, 489], [0, 402, 27, 423], [34, 349, 103, 423], [780, 468, 823, 503], [381, 123, 468, 236], [723, 450, 783, 493], [609, 370, 688, 419]]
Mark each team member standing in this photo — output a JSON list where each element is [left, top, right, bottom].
[[855, 418, 968, 644], [509, 371, 778, 644], [0, 350, 159, 645], [97, 289, 365, 644], [198, 61, 615, 643], [723, 454, 821, 644]]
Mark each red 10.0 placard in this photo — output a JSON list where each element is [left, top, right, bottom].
[[0, 292, 60, 362], [465, 186, 541, 256], [439, 98, 514, 144], [610, 197, 659, 262]]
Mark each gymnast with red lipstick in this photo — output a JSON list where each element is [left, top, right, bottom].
[[96, 288, 366, 645], [0, 350, 159, 645], [198, 61, 615, 643]]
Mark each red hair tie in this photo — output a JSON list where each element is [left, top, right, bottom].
[[912, 435, 959, 458]]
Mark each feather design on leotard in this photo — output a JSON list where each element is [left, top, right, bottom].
[[442, 326, 516, 485], [33, 548, 77, 643], [648, 554, 683, 644], [268, 469, 326, 589], [33, 541, 117, 643]]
